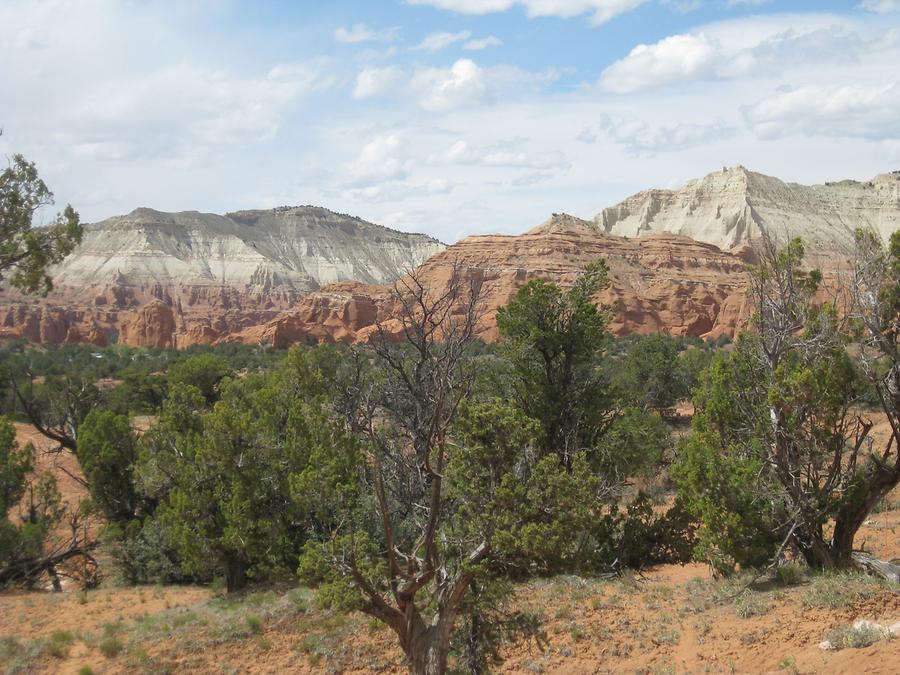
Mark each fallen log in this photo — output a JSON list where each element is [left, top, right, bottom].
[[852, 551, 900, 583]]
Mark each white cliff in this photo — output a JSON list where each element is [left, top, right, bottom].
[[596, 166, 900, 257]]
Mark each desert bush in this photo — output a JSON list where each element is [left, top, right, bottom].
[[775, 563, 805, 586], [245, 615, 263, 634], [734, 591, 770, 618], [801, 572, 885, 609], [825, 622, 888, 650], [98, 635, 123, 658]]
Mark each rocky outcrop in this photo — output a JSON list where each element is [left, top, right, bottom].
[[118, 300, 176, 349], [226, 214, 753, 346], [596, 166, 900, 258], [3, 167, 897, 349], [0, 206, 444, 347]]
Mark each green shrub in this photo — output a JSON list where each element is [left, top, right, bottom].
[[78, 667, 95, 675], [734, 591, 770, 618], [45, 629, 74, 658], [825, 623, 887, 650], [245, 615, 263, 634], [98, 635, 123, 658], [776, 563, 805, 586], [802, 573, 883, 609]]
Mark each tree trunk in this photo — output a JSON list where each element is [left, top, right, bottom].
[[831, 464, 900, 567], [225, 556, 247, 593], [404, 613, 458, 675], [408, 631, 451, 675]]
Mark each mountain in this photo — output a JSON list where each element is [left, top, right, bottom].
[[2, 166, 898, 349], [596, 166, 900, 257], [224, 214, 752, 347], [0, 206, 444, 347]]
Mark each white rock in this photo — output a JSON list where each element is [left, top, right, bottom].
[[596, 165, 900, 257]]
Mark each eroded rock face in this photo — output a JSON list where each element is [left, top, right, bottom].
[[118, 300, 176, 349], [3, 167, 897, 349], [596, 166, 900, 257], [0, 206, 444, 347], [225, 214, 754, 346]]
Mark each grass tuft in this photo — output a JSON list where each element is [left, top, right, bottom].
[[245, 615, 263, 634], [775, 563, 805, 586], [801, 572, 884, 610], [825, 622, 889, 650], [99, 635, 124, 658]]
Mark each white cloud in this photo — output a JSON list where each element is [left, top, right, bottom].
[[584, 114, 735, 155], [407, 0, 650, 24], [413, 30, 472, 51], [412, 59, 489, 110], [334, 23, 398, 44], [661, 0, 702, 12], [428, 138, 569, 169], [744, 82, 900, 140], [353, 65, 406, 99], [601, 33, 718, 93], [14, 26, 48, 50], [463, 35, 504, 50], [599, 16, 900, 93], [861, 0, 900, 12], [412, 59, 559, 111], [407, 0, 515, 14], [74, 60, 333, 152], [2, 0, 900, 246], [342, 134, 412, 188]]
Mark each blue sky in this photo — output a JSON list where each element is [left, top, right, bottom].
[[1, 0, 899, 242]]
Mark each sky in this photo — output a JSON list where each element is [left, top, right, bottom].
[[1, 0, 899, 243]]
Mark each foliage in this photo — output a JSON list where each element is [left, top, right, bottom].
[[672, 340, 786, 573], [0, 415, 31, 513], [496, 261, 614, 467], [165, 353, 232, 405], [594, 406, 669, 483], [0, 152, 82, 295], [105, 366, 168, 416], [0, 417, 76, 589], [145, 349, 360, 592], [298, 268, 498, 674], [451, 578, 545, 674], [603, 494, 697, 570], [675, 236, 899, 571], [103, 516, 186, 585], [775, 563, 805, 586], [448, 400, 605, 572], [825, 623, 887, 650], [613, 333, 688, 414], [77, 410, 140, 523], [0, 415, 34, 570]]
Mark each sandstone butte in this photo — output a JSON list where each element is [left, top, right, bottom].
[[1, 166, 898, 349]]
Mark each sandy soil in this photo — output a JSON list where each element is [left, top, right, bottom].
[[0, 560, 897, 674]]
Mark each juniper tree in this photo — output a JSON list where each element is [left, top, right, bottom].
[[143, 351, 358, 592], [298, 266, 621, 674], [0, 148, 81, 295], [496, 261, 615, 468], [0, 415, 95, 589], [675, 236, 900, 571]]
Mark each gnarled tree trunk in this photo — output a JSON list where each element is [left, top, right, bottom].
[[405, 611, 459, 675]]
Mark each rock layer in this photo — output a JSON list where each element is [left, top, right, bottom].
[[596, 166, 900, 257], [0, 206, 444, 347], [2, 166, 898, 349], [224, 214, 753, 346]]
